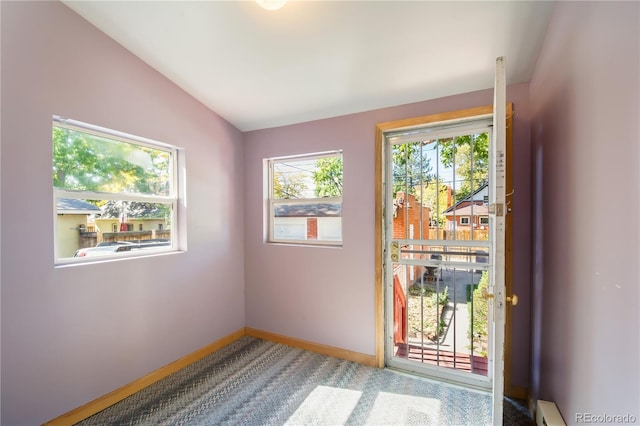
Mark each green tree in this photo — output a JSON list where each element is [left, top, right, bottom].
[[392, 141, 433, 196], [415, 180, 451, 227], [468, 271, 489, 357], [53, 126, 170, 195], [273, 171, 307, 199], [438, 133, 488, 202], [53, 127, 102, 190], [53, 126, 172, 219], [312, 157, 343, 197]]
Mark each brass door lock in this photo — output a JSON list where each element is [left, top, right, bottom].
[[390, 241, 399, 262], [482, 288, 519, 306]]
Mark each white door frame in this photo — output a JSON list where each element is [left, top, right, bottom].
[[490, 55, 507, 426], [374, 57, 509, 426], [382, 119, 495, 391]]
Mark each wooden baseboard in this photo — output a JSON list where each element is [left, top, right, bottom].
[[44, 328, 376, 425], [48, 327, 498, 425], [245, 327, 377, 367], [43, 328, 245, 426], [506, 385, 528, 400]]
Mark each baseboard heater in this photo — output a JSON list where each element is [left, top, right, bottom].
[[537, 400, 566, 426]]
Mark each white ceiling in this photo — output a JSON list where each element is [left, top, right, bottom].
[[64, 1, 554, 132]]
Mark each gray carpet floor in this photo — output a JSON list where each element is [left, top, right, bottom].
[[76, 336, 533, 425]]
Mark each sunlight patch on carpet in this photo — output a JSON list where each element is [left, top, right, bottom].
[[285, 385, 362, 425], [74, 337, 514, 425], [364, 391, 441, 425]]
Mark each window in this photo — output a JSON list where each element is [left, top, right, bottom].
[[266, 151, 343, 245], [480, 216, 489, 225], [460, 216, 470, 225], [53, 116, 180, 263]]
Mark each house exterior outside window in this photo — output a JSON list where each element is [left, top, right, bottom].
[[53, 116, 182, 263], [266, 151, 343, 245]]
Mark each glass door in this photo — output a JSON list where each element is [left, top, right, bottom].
[[383, 57, 509, 425], [384, 119, 495, 391]]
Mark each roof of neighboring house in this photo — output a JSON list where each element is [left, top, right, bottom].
[[444, 204, 489, 217], [56, 198, 101, 215], [274, 203, 341, 218], [443, 183, 488, 214], [99, 201, 166, 220]]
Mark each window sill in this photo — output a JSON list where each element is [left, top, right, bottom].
[[266, 241, 343, 249], [54, 249, 185, 269]]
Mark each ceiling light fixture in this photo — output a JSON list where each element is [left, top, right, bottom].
[[256, 0, 287, 11]]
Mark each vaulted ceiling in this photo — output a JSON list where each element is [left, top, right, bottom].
[[64, 1, 554, 131]]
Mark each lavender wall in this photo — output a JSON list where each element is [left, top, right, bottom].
[[529, 1, 639, 422], [244, 83, 533, 388], [1, 2, 245, 425]]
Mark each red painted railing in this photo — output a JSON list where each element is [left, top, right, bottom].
[[393, 274, 407, 344]]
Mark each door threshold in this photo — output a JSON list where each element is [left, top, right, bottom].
[[384, 365, 492, 394]]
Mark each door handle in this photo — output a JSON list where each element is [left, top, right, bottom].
[[482, 288, 518, 307], [390, 241, 399, 262], [481, 287, 493, 300]]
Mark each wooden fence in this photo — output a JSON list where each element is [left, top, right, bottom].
[[427, 228, 488, 241], [79, 229, 171, 248]]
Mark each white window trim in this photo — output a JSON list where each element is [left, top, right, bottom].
[[480, 216, 490, 225], [266, 151, 343, 246], [460, 216, 471, 225], [53, 116, 182, 265]]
